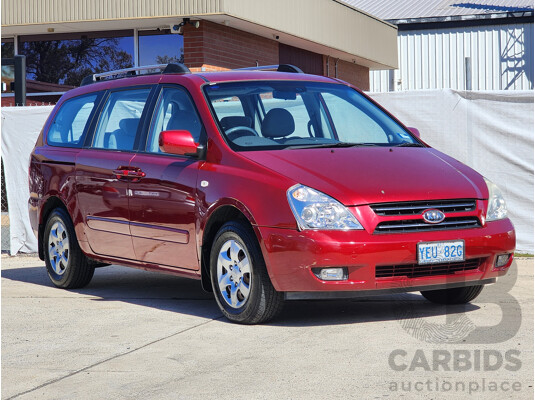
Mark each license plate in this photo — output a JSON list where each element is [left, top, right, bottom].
[[417, 240, 465, 265]]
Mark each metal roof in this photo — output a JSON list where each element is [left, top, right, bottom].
[[341, 0, 534, 20]]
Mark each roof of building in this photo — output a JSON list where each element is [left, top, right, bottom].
[[341, 0, 534, 20], [1, 0, 398, 70]]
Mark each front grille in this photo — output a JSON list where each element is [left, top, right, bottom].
[[371, 199, 476, 216], [374, 217, 481, 234], [376, 258, 484, 278]]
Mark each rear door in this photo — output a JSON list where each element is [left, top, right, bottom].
[[76, 87, 153, 259], [33, 92, 102, 241], [128, 85, 203, 270]]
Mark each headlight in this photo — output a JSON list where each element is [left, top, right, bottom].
[[485, 178, 507, 221], [287, 184, 363, 230]]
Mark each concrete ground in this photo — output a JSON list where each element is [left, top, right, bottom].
[[2, 255, 533, 400]]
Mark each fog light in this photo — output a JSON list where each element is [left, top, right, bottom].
[[312, 267, 348, 281], [496, 254, 511, 268]]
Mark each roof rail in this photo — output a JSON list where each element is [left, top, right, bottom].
[[236, 64, 304, 74], [80, 63, 190, 86]]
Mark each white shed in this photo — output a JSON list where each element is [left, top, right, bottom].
[[343, 0, 534, 91]]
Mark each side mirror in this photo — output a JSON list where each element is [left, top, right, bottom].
[[159, 130, 202, 157], [407, 127, 420, 138]]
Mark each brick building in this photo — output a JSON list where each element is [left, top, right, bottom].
[[1, 0, 398, 102]]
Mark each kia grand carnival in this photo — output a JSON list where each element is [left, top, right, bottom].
[[29, 64, 515, 324]]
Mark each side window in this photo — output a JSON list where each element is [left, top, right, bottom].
[[146, 87, 203, 153], [321, 93, 390, 143], [47, 94, 98, 147], [92, 88, 151, 151]]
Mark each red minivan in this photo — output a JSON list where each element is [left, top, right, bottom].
[[29, 64, 515, 324]]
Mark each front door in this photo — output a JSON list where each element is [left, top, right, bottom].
[[129, 85, 203, 269]]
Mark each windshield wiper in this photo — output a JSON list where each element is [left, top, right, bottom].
[[394, 142, 425, 147], [287, 142, 378, 150]]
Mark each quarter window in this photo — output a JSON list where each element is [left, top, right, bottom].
[[92, 88, 151, 151], [47, 94, 99, 147]]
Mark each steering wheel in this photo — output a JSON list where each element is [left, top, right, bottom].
[[225, 126, 259, 142], [225, 126, 258, 136]]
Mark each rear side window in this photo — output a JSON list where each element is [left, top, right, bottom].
[[92, 88, 151, 151], [47, 94, 99, 147]]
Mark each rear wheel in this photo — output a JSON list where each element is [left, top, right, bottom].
[[210, 221, 283, 324], [421, 285, 484, 304], [43, 208, 94, 289]]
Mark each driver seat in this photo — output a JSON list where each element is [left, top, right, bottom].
[[220, 116, 254, 142]]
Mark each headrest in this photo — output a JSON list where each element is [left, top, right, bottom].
[[220, 116, 253, 130], [166, 110, 201, 136], [119, 118, 140, 134], [261, 108, 295, 138]]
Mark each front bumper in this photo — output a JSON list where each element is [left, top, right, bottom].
[[258, 218, 515, 293]]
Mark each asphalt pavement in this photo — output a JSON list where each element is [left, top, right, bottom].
[[2, 255, 533, 399]]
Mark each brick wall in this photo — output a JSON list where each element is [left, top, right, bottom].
[[183, 20, 279, 71], [183, 20, 369, 89], [324, 57, 370, 90]]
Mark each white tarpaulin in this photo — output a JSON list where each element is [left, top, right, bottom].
[[1, 89, 533, 254], [1, 106, 53, 255], [369, 89, 534, 252]]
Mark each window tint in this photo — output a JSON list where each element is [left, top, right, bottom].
[[92, 88, 151, 151], [47, 94, 98, 147], [146, 87, 203, 153]]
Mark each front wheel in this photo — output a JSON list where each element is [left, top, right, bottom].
[[421, 285, 484, 304], [210, 221, 284, 324], [43, 208, 94, 289]]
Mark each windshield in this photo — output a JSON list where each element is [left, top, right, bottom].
[[204, 81, 421, 151]]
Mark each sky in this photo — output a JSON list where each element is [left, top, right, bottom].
[[117, 34, 183, 66]]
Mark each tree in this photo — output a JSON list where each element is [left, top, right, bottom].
[[20, 37, 133, 86], [155, 52, 184, 65]]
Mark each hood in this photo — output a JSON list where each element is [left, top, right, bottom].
[[241, 147, 486, 205]]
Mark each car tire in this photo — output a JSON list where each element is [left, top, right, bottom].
[[420, 285, 484, 304], [43, 208, 94, 289], [210, 221, 284, 324]]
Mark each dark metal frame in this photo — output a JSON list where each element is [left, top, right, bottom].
[[1, 55, 26, 106]]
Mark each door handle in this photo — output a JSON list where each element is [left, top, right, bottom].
[[113, 167, 146, 180]]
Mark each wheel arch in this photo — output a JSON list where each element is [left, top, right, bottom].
[[37, 196, 70, 260], [200, 203, 259, 292]]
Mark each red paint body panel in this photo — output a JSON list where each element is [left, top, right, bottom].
[[240, 147, 486, 206], [159, 130, 199, 156], [29, 70, 516, 298], [75, 149, 135, 258], [259, 218, 515, 292], [128, 153, 199, 269]]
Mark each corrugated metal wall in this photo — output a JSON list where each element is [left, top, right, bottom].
[[370, 22, 534, 91], [1, 0, 223, 25]]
